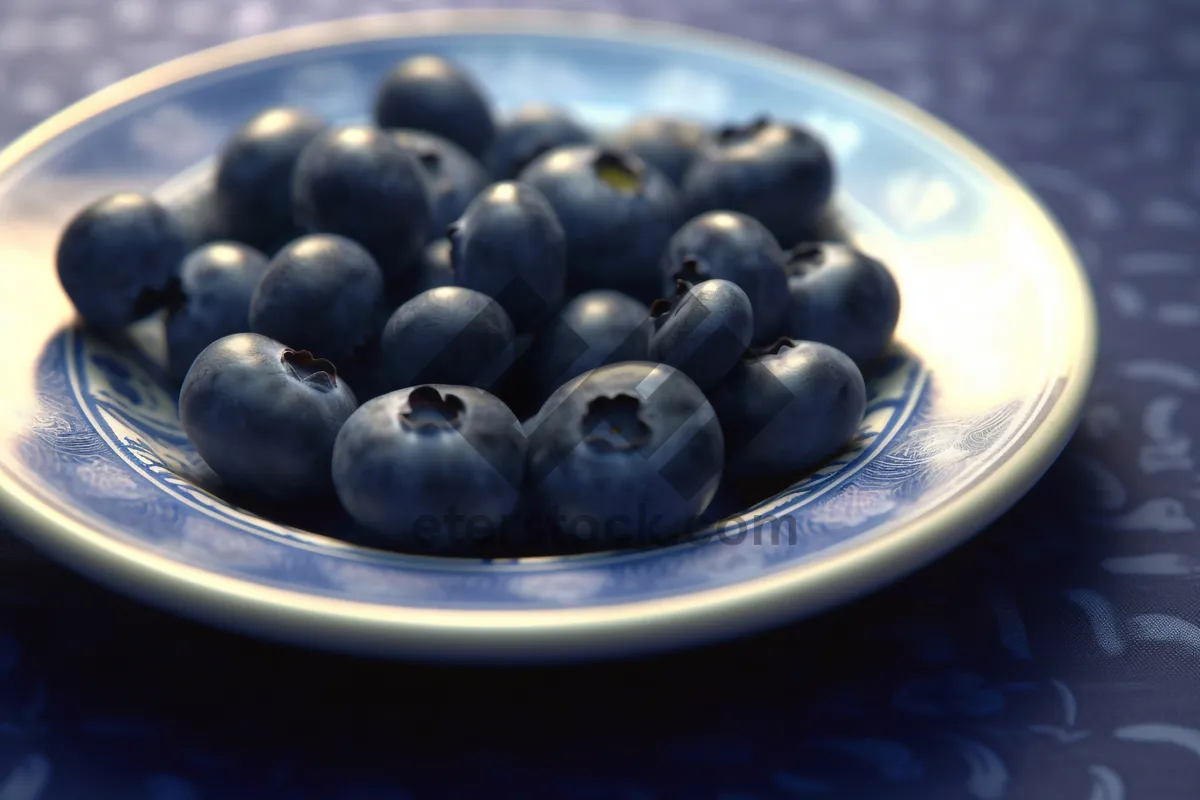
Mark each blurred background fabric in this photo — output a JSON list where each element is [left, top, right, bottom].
[[0, 0, 1199, 798]]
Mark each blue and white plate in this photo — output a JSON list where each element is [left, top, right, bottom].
[[0, 10, 1096, 662]]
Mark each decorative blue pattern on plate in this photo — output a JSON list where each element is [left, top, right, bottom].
[[0, 13, 1093, 659]]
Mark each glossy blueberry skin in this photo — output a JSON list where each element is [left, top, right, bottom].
[[413, 237, 456, 294], [525, 290, 653, 406], [483, 105, 593, 180], [249, 234, 386, 364], [179, 333, 358, 503], [605, 116, 711, 188], [519, 146, 683, 303], [449, 181, 566, 332], [214, 107, 327, 254], [373, 55, 496, 159], [170, 174, 228, 252], [165, 242, 269, 383], [332, 385, 525, 552], [56, 193, 189, 330], [693, 478, 746, 529], [390, 128, 490, 242], [708, 339, 866, 478], [682, 117, 834, 248], [661, 211, 790, 345], [782, 243, 902, 368], [380, 286, 516, 392], [292, 125, 432, 282], [383, 237, 456, 312], [649, 278, 754, 391], [525, 361, 724, 549]]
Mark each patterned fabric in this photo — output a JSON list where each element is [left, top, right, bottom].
[[0, 1, 1198, 797]]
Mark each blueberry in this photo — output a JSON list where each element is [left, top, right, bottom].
[[56, 193, 189, 330], [708, 339, 865, 478], [179, 333, 358, 503], [372, 55, 496, 159], [168, 172, 228, 252], [782, 243, 901, 368], [525, 290, 653, 406], [519, 146, 682, 303], [250, 234, 386, 364], [214, 107, 327, 254], [166, 242, 269, 383], [292, 125, 432, 282], [661, 211, 789, 345], [605, 116, 710, 188], [525, 361, 724, 548], [682, 116, 834, 248], [483, 105, 593, 180], [649, 278, 753, 391], [332, 384, 525, 552], [390, 128, 489, 242], [412, 237, 456, 294], [380, 286, 516, 392], [448, 181, 566, 332], [693, 478, 746, 529]]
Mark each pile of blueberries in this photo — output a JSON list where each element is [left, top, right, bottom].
[[55, 54, 900, 557]]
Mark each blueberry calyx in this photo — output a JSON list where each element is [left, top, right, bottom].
[[134, 276, 185, 317], [282, 349, 338, 391], [762, 337, 798, 357], [716, 114, 772, 145], [739, 336, 798, 363], [593, 150, 644, 194], [416, 147, 442, 173], [445, 223, 462, 272], [648, 279, 695, 323], [672, 257, 709, 286], [582, 394, 652, 453], [785, 243, 826, 276], [401, 385, 466, 432]]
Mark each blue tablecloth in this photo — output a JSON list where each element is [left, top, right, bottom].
[[1, 1, 1199, 797]]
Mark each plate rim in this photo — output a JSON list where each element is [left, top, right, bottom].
[[0, 9, 1099, 662]]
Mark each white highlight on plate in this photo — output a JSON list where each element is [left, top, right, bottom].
[[636, 67, 731, 120], [570, 103, 634, 133], [458, 51, 592, 111], [177, 516, 289, 571], [884, 172, 960, 229], [315, 560, 443, 600], [279, 62, 366, 121], [508, 572, 610, 604], [803, 110, 865, 161], [804, 485, 897, 527], [130, 105, 224, 164]]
